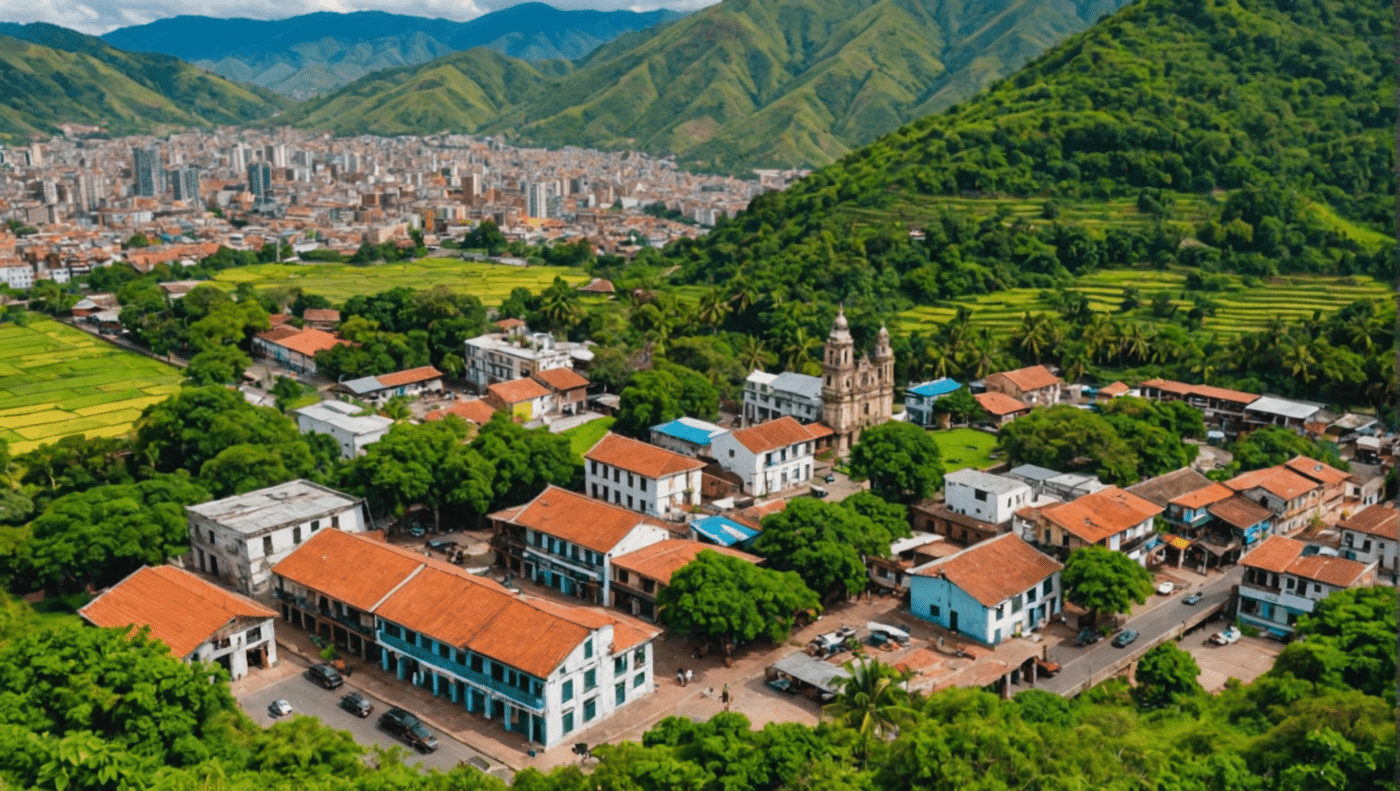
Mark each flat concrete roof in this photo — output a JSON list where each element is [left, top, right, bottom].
[[945, 468, 1028, 495], [187, 480, 361, 535]]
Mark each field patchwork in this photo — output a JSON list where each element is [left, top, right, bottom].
[[210, 257, 590, 306], [0, 318, 183, 454]]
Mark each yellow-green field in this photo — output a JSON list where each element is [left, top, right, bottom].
[[900, 270, 1387, 337], [211, 258, 590, 306], [0, 318, 182, 454]]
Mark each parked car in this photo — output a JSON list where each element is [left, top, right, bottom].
[[1183, 591, 1203, 605], [307, 662, 344, 690], [824, 473, 836, 483], [339, 692, 373, 718], [428, 539, 458, 552], [408, 525, 426, 538], [1075, 628, 1102, 647], [1209, 627, 1241, 645], [379, 707, 439, 753], [1156, 581, 1175, 595], [267, 699, 293, 718], [1111, 629, 1139, 648]]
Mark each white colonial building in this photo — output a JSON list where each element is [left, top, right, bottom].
[[943, 468, 1033, 526], [710, 416, 821, 497], [585, 432, 705, 519]]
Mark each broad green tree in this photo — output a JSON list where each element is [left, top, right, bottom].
[[847, 421, 945, 503], [753, 497, 909, 599], [656, 551, 819, 648], [184, 345, 252, 386], [997, 405, 1139, 485], [469, 413, 575, 509], [1131, 642, 1202, 709], [1062, 545, 1154, 628]]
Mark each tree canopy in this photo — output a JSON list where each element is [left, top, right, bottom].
[[656, 550, 820, 647], [847, 421, 945, 503], [614, 364, 719, 438], [752, 497, 910, 599], [1061, 545, 1154, 627]]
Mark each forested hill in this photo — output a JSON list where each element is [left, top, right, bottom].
[[661, 0, 1393, 317]]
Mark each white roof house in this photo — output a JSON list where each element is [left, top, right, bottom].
[[293, 400, 393, 458]]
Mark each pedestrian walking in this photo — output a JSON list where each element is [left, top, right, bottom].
[[721, 683, 730, 711], [685, 669, 694, 686], [677, 668, 685, 687]]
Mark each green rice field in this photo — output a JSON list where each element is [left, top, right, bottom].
[[211, 257, 589, 306], [0, 318, 183, 454], [930, 428, 999, 472], [900, 270, 1387, 337]]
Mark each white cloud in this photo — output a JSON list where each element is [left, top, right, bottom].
[[0, 0, 715, 35]]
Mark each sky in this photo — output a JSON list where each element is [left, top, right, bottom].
[[0, 0, 716, 35]]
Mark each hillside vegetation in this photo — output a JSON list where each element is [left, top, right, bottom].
[[288, 0, 1135, 170], [0, 23, 286, 141]]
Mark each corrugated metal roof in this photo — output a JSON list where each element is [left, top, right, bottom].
[[690, 515, 760, 547], [908, 378, 962, 397]]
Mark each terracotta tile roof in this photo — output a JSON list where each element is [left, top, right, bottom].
[[1226, 466, 1317, 501], [1284, 456, 1350, 486], [577, 278, 616, 294], [1126, 468, 1213, 508], [730, 416, 821, 454], [1242, 535, 1305, 573], [499, 485, 661, 552], [532, 367, 590, 391], [376, 366, 442, 387], [268, 313, 292, 326], [1287, 555, 1373, 588], [1170, 482, 1235, 510], [495, 318, 526, 330], [612, 540, 759, 585], [1208, 495, 1275, 530], [425, 399, 497, 424], [1099, 381, 1129, 396], [524, 598, 660, 652], [730, 499, 788, 530], [974, 391, 1031, 417], [79, 565, 275, 659], [1338, 505, 1399, 540], [992, 365, 1062, 392], [914, 533, 1062, 607], [586, 433, 704, 479], [805, 422, 834, 439], [272, 528, 467, 613], [1042, 486, 1163, 544], [1137, 378, 1258, 405], [302, 308, 341, 323], [487, 377, 551, 404], [256, 327, 347, 357]]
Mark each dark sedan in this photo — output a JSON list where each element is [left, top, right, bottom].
[[339, 692, 373, 718], [1111, 629, 1140, 648]]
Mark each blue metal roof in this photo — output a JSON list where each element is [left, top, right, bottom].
[[690, 516, 759, 547], [651, 419, 716, 447], [908, 378, 962, 397]]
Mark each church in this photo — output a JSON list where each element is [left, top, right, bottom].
[[741, 308, 894, 454]]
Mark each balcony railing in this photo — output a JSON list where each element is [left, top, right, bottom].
[[379, 632, 544, 710]]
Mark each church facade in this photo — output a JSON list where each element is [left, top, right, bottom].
[[820, 308, 894, 454]]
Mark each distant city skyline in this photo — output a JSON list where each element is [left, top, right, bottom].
[[0, 0, 716, 36]]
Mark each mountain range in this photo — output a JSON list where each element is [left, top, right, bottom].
[[0, 22, 286, 142], [100, 6, 685, 98], [283, 0, 1135, 171]]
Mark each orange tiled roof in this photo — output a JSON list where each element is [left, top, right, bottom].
[[974, 391, 1031, 417], [376, 366, 442, 387], [532, 367, 590, 391], [1284, 456, 1350, 487], [273, 528, 456, 612], [487, 377, 551, 404], [256, 326, 346, 357], [79, 565, 275, 659], [425, 399, 497, 424], [1099, 381, 1129, 396], [992, 365, 1062, 392], [586, 433, 704, 479], [498, 485, 661, 552], [1226, 466, 1317, 501], [612, 540, 759, 585], [1244, 535, 1372, 587], [1338, 505, 1399, 540], [1208, 495, 1275, 530], [1042, 486, 1163, 544], [302, 308, 341, 323], [495, 318, 526, 330], [1242, 535, 1306, 573], [730, 416, 820, 454], [1169, 482, 1235, 510], [1138, 378, 1258, 405], [914, 533, 1063, 607]]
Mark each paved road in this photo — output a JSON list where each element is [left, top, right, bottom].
[[1039, 566, 1242, 695], [239, 670, 506, 779]]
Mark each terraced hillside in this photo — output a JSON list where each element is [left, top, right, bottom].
[[209, 258, 589, 305], [0, 319, 183, 454]]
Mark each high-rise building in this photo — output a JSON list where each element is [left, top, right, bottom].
[[525, 181, 549, 219], [228, 146, 247, 173], [247, 161, 272, 201], [461, 172, 480, 201], [132, 146, 163, 197], [264, 144, 289, 168], [170, 167, 200, 203]]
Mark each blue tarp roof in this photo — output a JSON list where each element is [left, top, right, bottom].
[[651, 419, 716, 447], [691, 516, 759, 547], [908, 378, 961, 397]]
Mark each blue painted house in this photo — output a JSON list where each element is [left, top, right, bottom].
[[910, 533, 1063, 646], [904, 378, 963, 426]]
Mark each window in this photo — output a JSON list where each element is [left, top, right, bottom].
[[437, 642, 450, 659], [615, 681, 626, 705], [456, 649, 467, 665], [728, 449, 735, 458], [995, 604, 1004, 619], [584, 669, 597, 690], [262, 536, 273, 556], [627, 495, 634, 509], [614, 656, 627, 674], [1285, 578, 1295, 591], [617, 569, 629, 584], [311, 519, 320, 532], [403, 629, 417, 645], [634, 646, 646, 665], [1043, 578, 1053, 596], [584, 640, 593, 659], [1313, 584, 1322, 594], [640, 478, 647, 492], [591, 461, 598, 475], [384, 623, 401, 639], [246, 626, 262, 642], [562, 680, 574, 702], [613, 469, 620, 483], [1027, 587, 1037, 602], [1012, 594, 1023, 612], [292, 526, 302, 545], [583, 698, 597, 721], [562, 710, 574, 734], [929, 604, 940, 617], [207, 529, 215, 543], [471, 654, 483, 673], [634, 673, 645, 688], [331, 515, 339, 528], [974, 489, 988, 502], [627, 473, 634, 487]]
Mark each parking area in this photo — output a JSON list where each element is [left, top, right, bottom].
[[1184, 634, 1284, 693]]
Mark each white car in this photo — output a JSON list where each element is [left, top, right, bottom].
[[267, 699, 294, 718], [1209, 627, 1241, 646], [1156, 581, 1175, 595]]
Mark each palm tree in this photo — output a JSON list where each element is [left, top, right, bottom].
[[737, 335, 775, 372], [728, 275, 757, 316], [1081, 314, 1118, 364], [1121, 323, 1151, 365], [782, 328, 822, 374], [925, 344, 958, 380], [1012, 312, 1055, 364], [696, 288, 731, 332], [823, 658, 917, 766], [1280, 340, 1317, 384]]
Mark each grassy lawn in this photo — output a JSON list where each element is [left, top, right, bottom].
[[899, 269, 1387, 338], [210, 257, 590, 306], [0, 318, 183, 454], [29, 592, 91, 630], [562, 416, 615, 462], [930, 427, 999, 472]]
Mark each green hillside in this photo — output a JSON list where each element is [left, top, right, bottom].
[[0, 23, 286, 141], [290, 0, 1135, 170]]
